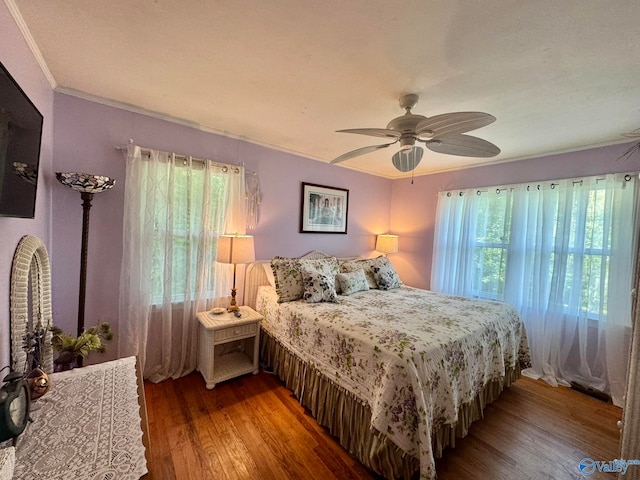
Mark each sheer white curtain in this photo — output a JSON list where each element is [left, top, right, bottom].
[[432, 174, 639, 406], [118, 145, 246, 382], [430, 190, 480, 295]]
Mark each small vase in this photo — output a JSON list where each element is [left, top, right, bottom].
[[27, 367, 50, 399], [53, 353, 80, 372]]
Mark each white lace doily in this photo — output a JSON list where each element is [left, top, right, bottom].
[[13, 357, 147, 479]]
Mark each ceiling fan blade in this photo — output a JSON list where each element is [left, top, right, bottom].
[[331, 141, 397, 164], [424, 134, 500, 158], [622, 128, 640, 138], [415, 112, 496, 138], [337, 128, 401, 139]]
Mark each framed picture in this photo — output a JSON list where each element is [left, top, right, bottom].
[[300, 182, 349, 233]]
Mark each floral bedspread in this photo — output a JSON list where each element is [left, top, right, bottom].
[[256, 285, 530, 479]]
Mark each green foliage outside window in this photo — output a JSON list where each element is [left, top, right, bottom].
[[473, 192, 511, 300], [471, 184, 612, 317], [150, 165, 227, 304]]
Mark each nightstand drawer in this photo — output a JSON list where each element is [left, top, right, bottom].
[[214, 322, 257, 342]]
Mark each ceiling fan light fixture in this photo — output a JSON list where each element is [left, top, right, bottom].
[[399, 135, 416, 149], [392, 146, 423, 172]]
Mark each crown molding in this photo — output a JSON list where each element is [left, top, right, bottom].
[[55, 86, 336, 164], [4, 0, 57, 88]]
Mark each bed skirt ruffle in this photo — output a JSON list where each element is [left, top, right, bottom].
[[260, 329, 522, 479]]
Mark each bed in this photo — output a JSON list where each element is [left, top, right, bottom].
[[245, 251, 530, 480]]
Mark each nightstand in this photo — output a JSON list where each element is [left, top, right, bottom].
[[196, 305, 262, 389]]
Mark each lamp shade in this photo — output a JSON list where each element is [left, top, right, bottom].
[[392, 147, 423, 173], [55, 172, 116, 193], [376, 234, 398, 254], [216, 235, 255, 265]]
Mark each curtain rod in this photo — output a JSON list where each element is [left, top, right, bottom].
[[442, 172, 639, 197], [115, 144, 256, 175]]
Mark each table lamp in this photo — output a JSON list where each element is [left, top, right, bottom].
[[376, 234, 398, 256], [216, 234, 255, 312]]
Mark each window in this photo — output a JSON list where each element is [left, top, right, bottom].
[[432, 175, 637, 321], [472, 191, 511, 300], [119, 145, 247, 381], [431, 173, 639, 404], [149, 164, 227, 304]]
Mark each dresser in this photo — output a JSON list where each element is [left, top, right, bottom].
[[9, 356, 149, 479]]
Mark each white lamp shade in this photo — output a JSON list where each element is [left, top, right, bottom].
[[376, 234, 398, 254], [216, 235, 255, 264]]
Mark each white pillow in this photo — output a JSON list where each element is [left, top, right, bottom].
[[339, 256, 387, 289], [373, 260, 402, 290], [336, 269, 370, 295], [271, 256, 339, 303], [301, 266, 338, 303]]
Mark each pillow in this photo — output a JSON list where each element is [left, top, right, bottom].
[[372, 259, 402, 290], [301, 267, 338, 303], [270, 257, 301, 302], [262, 262, 276, 287], [336, 269, 370, 295], [271, 256, 339, 302], [339, 256, 387, 289]]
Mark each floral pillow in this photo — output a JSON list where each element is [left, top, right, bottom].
[[270, 256, 302, 302], [271, 256, 339, 302], [339, 256, 387, 289], [372, 259, 402, 290], [336, 269, 370, 295], [301, 267, 338, 303]]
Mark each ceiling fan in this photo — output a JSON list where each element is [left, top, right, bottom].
[[331, 94, 501, 172], [618, 128, 640, 162]]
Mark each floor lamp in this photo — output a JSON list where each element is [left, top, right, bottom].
[[216, 234, 255, 312], [56, 172, 115, 364]]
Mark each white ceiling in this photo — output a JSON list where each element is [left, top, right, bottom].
[[9, 0, 640, 179]]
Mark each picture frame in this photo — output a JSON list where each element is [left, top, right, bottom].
[[300, 182, 349, 234]]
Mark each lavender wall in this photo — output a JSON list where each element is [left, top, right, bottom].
[[390, 144, 640, 289], [0, 4, 54, 369], [6, 0, 640, 368], [52, 93, 392, 359]]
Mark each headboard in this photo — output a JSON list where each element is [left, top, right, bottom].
[[244, 250, 358, 310]]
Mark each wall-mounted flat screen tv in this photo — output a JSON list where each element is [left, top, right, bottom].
[[0, 61, 43, 218]]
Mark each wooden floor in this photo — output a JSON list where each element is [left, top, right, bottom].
[[144, 371, 622, 480]]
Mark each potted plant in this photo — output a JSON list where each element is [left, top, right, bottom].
[[50, 323, 114, 371]]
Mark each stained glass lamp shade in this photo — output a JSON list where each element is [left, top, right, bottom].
[[55, 172, 115, 193]]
